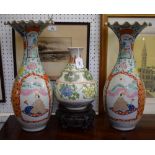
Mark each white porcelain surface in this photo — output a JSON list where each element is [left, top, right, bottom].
[[55, 47, 96, 110], [9, 21, 52, 132], [104, 22, 148, 131]]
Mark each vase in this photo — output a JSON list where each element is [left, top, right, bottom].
[[6, 20, 53, 132], [55, 47, 96, 110], [104, 22, 151, 131]]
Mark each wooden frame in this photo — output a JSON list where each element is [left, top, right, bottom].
[[99, 14, 155, 115], [0, 41, 5, 102], [12, 22, 90, 81]]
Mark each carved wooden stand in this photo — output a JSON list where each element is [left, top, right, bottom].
[[56, 104, 95, 129]]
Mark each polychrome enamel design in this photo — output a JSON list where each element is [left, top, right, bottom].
[[104, 22, 150, 131], [55, 47, 96, 110], [9, 20, 52, 132]]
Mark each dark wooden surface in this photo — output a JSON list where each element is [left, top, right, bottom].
[[0, 115, 155, 140]]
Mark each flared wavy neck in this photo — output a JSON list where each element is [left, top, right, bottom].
[[5, 19, 53, 37], [108, 22, 151, 59]]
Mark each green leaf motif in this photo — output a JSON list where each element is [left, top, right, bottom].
[[83, 70, 93, 80], [64, 72, 80, 82]]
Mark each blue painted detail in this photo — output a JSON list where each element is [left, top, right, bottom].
[[24, 106, 33, 115]]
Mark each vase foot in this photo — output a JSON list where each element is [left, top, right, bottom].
[[22, 125, 46, 132], [112, 125, 135, 131], [59, 102, 92, 111], [66, 106, 87, 111]]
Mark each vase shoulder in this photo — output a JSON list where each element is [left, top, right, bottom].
[[17, 59, 45, 80], [58, 64, 95, 83], [111, 59, 139, 78]]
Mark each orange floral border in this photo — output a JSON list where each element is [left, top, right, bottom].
[[11, 73, 52, 123], [105, 71, 145, 122]]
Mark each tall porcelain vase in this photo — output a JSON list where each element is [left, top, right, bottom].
[[6, 20, 52, 132], [104, 22, 151, 131], [55, 47, 96, 110]]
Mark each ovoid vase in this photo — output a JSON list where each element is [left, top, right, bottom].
[[7, 20, 52, 132], [55, 47, 96, 110], [104, 22, 151, 131]]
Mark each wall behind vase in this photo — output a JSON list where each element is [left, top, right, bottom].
[[0, 14, 100, 122]]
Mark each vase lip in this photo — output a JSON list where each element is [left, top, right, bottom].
[[4, 19, 54, 26], [105, 21, 152, 27], [4, 19, 54, 35], [68, 47, 84, 50]]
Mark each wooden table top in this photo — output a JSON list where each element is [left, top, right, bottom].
[[0, 115, 155, 140]]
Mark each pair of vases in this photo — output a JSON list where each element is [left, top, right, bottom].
[[7, 20, 150, 132]]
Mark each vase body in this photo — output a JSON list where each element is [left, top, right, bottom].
[[104, 22, 149, 131], [10, 21, 52, 132], [55, 47, 96, 110]]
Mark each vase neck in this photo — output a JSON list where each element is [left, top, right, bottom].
[[108, 22, 148, 61], [112, 34, 137, 74], [118, 34, 135, 59], [68, 48, 83, 64], [23, 31, 39, 59], [21, 31, 44, 75]]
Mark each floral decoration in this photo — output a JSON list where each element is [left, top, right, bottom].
[[59, 84, 79, 100], [83, 70, 93, 80], [26, 62, 37, 70], [82, 84, 96, 98], [64, 72, 80, 82]]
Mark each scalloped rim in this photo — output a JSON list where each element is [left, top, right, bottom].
[[4, 19, 54, 26], [106, 21, 152, 27]]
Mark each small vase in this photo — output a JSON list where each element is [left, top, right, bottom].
[[104, 22, 151, 131], [55, 47, 96, 110], [6, 20, 53, 132]]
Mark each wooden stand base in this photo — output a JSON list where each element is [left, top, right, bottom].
[[56, 104, 95, 129]]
